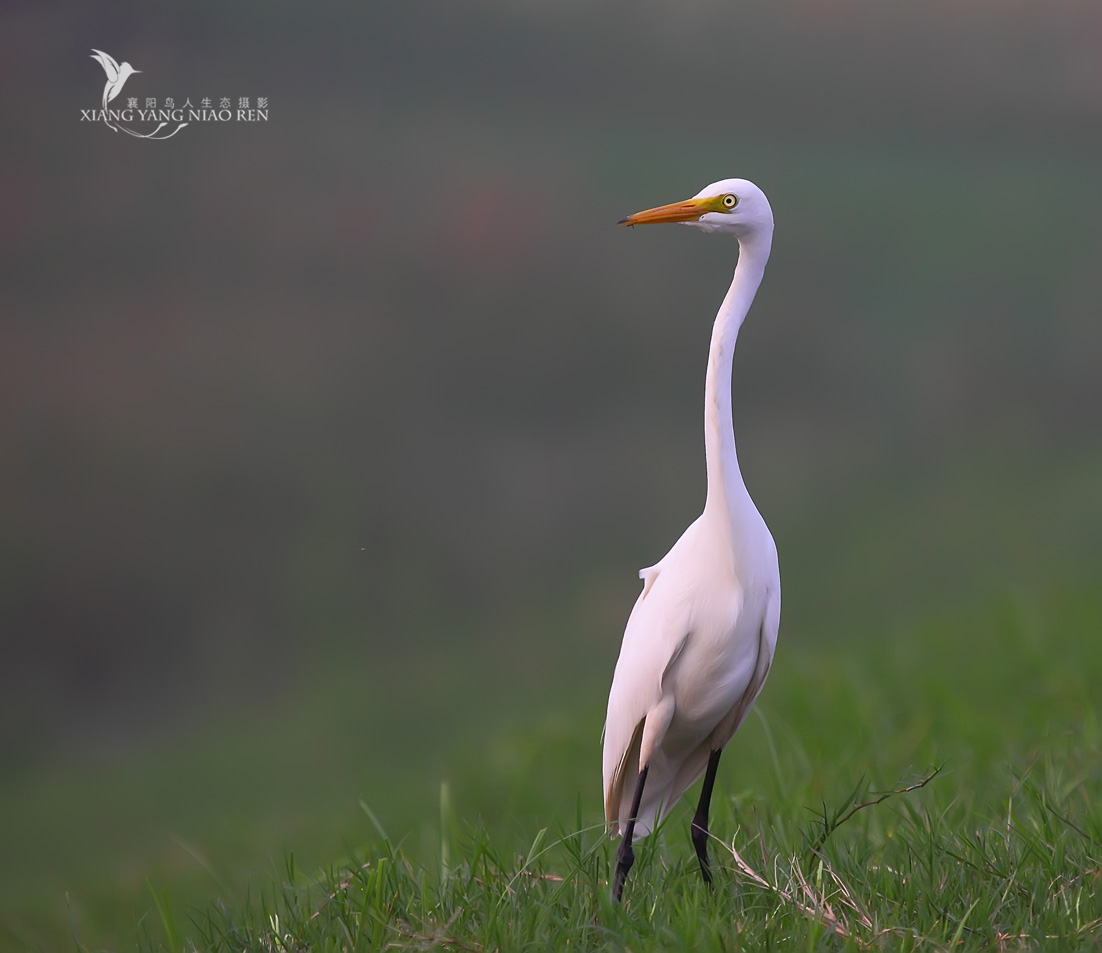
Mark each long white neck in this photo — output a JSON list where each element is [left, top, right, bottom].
[[703, 231, 772, 528]]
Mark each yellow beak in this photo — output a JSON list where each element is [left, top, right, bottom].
[[618, 196, 718, 226]]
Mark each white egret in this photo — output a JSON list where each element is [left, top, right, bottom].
[[603, 179, 780, 901]]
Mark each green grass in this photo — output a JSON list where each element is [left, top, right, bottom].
[[177, 753, 1100, 952], [10, 578, 1095, 952]]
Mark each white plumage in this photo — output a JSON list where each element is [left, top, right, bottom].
[[603, 178, 781, 899]]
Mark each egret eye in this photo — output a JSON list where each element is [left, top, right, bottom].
[[722, 194, 738, 209]]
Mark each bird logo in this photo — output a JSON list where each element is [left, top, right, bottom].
[[88, 49, 187, 139], [90, 50, 139, 131], [91, 50, 139, 110]]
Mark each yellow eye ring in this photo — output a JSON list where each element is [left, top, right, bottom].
[[722, 194, 738, 209]]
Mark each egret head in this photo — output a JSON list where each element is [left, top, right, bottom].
[[619, 178, 773, 242]]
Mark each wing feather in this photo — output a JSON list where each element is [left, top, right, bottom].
[[90, 49, 120, 81], [602, 559, 695, 833], [652, 584, 780, 825]]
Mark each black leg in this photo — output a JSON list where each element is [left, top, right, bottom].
[[691, 748, 723, 887], [612, 764, 649, 902]]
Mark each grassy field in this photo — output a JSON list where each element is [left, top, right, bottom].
[[180, 585, 1101, 953], [4, 560, 1100, 952]]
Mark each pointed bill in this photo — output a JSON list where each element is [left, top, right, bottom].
[[618, 196, 722, 226]]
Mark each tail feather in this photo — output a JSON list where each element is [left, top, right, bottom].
[[604, 721, 643, 835]]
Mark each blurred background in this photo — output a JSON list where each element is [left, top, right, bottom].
[[1, 0, 1100, 947]]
